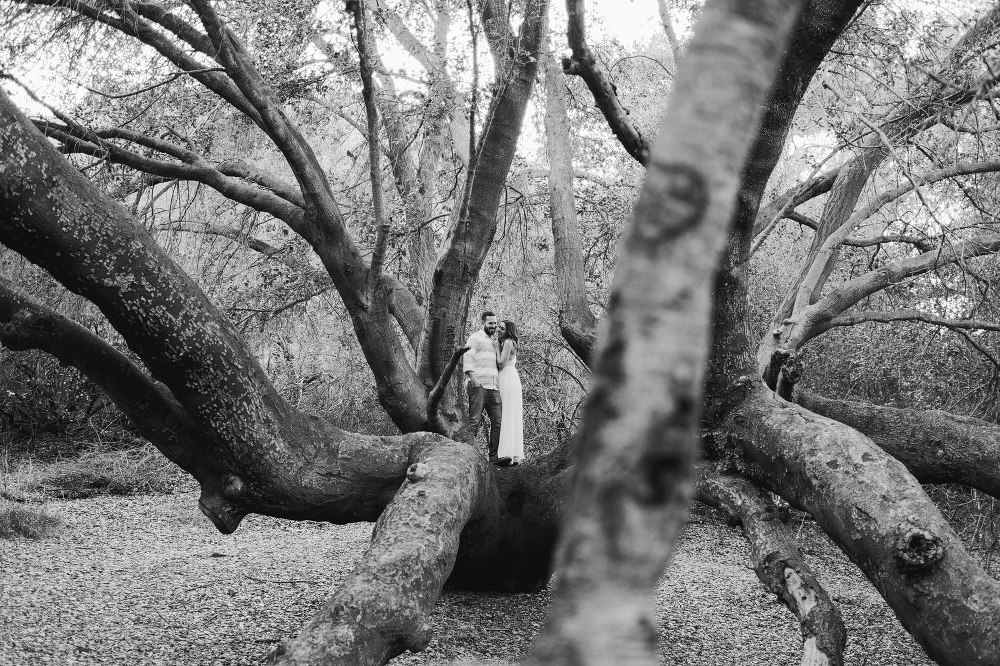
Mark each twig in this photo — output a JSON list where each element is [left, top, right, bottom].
[[75, 68, 225, 99], [242, 572, 318, 585]]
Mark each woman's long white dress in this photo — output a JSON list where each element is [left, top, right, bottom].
[[498, 350, 524, 463]]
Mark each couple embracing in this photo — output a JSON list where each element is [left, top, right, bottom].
[[463, 311, 524, 467]]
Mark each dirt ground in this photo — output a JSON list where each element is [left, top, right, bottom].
[[0, 492, 935, 665]]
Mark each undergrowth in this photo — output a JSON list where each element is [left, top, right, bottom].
[[25, 446, 190, 499], [0, 504, 62, 539]]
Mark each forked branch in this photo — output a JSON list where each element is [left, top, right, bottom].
[[563, 0, 651, 165], [426, 346, 471, 433]]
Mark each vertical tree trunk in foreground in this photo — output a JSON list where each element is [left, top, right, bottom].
[[527, 0, 807, 662]]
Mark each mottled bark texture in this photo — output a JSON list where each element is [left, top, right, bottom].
[[526, 0, 808, 663], [0, 279, 205, 472], [796, 390, 1000, 499], [728, 386, 1000, 666], [695, 469, 845, 666]]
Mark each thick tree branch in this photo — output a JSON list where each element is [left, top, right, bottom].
[[419, 0, 549, 437], [796, 390, 1000, 501], [37, 120, 310, 231], [562, 0, 651, 165], [0, 278, 205, 471], [793, 161, 1000, 311], [767, 2, 1000, 335], [731, 385, 1000, 666], [23, 0, 264, 124], [696, 468, 845, 666], [178, 0, 428, 431], [782, 233, 1000, 354], [751, 168, 842, 237], [476, 0, 516, 75], [268, 439, 488, 665], [543, 42, 599, 364], [351, 0, 391, 296]]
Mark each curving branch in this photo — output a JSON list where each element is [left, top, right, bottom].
[[751, 167, 842, 237], [793, 161, 1000, 311], [766, 3, 1000, 337], [796, 390, 1000, 501], [696, 468, 845, 666], [562, 0, 652, 165], [783, 233, 1000, 353], [23, 0, 264, 124], [426, 346, 471, 433], [267, 439, 488, 665], [822, 308, 1000, 335], [0, 278, 205, 472], [37, 120, 310, 233]]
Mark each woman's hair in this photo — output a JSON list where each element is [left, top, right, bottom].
[[502, 320, 519, 345]]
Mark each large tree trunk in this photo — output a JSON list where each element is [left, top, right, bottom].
[[0, 85, 558, 665], [527, 0, 809, 662], [417, 0, 549, 437]]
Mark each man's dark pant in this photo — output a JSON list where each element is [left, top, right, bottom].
[[468, 386, 502, 459]]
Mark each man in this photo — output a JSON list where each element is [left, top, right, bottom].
[[463, 311, 510, 465]]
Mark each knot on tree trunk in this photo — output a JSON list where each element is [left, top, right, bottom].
[[406, 462, 429, 482], [0, 308, 53, 350], [764, 349, 803, 400], [893, 526, 945, 574], [199, 485, 248, 535]]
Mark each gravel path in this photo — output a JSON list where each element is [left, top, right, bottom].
[[1, 492, 934, 666]]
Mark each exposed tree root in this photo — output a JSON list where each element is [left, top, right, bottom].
[[796, 390, 1000, 499], [729, 385, 1000, 666], [695, 467, 845, 666]]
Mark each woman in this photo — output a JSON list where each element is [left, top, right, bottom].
[[495, 320, 524, 464]]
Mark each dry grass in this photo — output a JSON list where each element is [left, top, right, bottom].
[[7, 446, 190, 500], [0, 503, 62, 539]]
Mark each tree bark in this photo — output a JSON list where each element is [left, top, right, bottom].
[[527, 0, 808, 662], [796, 390, 1000, 499], [562, 0, 651, 165], [729, 385, 1000, 666], [696, 468, 845, 666], [0, 278, 205, 472]]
